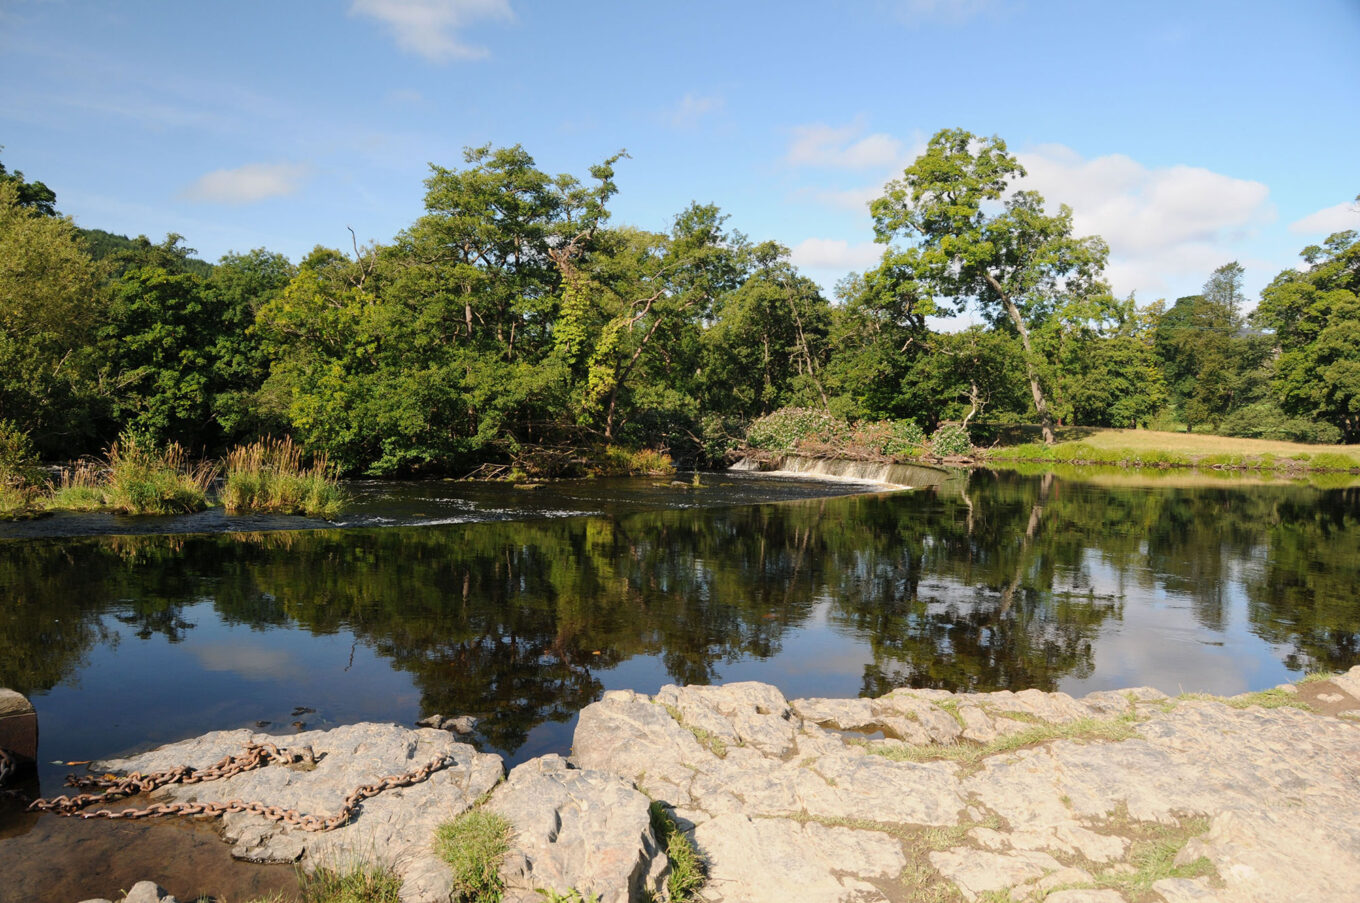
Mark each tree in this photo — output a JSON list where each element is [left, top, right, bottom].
[[0, 180, 105, 453], [1253, 227, 1360, 441], [869, 129, 1110, 443], [0, 152, 58, 217]]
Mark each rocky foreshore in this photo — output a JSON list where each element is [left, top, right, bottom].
[[72, 669, 1360, 903]]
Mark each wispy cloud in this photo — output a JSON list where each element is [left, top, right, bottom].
[[1289, 199, 1360, 235], [665, 92, 724, 129], [350, 0, 514, 62], [181, 162, 312, 205], [787, 120, 906, 169]]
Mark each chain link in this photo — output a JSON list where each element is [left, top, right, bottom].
[[27, 742, 456, 832]]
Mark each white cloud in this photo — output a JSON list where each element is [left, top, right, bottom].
[[666, 92, 724, 129], [1015, 144, 1275, 299], [788, 120, 906, 170], [788, 238, 884, 272], [180, 162, 311, 205], [351, 0, 513, 62], [1289, 199, 1360, 235]]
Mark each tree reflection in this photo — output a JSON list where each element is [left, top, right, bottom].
[[1, 473, 1358, 754]]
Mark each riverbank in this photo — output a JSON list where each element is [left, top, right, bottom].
[[27, 668, 1360, 903]]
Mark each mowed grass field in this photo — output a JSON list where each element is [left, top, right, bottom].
[[1049, 428, 1357, 460], [979, 425, 1360, 474]]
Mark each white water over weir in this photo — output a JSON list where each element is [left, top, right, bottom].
[[729, 455, 951, 489]]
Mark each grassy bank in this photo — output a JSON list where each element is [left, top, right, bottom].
[[980, 427, 1360, 473]]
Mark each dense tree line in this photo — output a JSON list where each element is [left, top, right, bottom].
[[0, 134, 1354, 474]]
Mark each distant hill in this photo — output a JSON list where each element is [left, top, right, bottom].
[[77, 227, 215, 277]]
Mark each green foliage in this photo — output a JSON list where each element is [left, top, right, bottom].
[[536, 891, 600, 903], [1308, 452, 1359, 472], [436, 808, 513, 902], [0, 180, 107, 455], [745, 407, 847, 452], [298, 862, 403, 903], [1253, 225, 1360, 441], [589, 446, 675, 477], [222, 436, 345, 517], [1218, 400, 1343, 444], [649, 801, 705, 902], [929, 423, 972, 457], [100, 432, 217, 514]]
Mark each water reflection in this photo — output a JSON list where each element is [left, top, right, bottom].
[[1, 470, 1358, 782]]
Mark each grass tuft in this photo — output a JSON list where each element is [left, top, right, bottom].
[[435, 808, 513, 902], [223, 436, 345, 517], [100, 433, 217, 515], [649, 801, 705, 902], [298, 862, 403, 903]]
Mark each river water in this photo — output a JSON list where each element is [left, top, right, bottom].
[[1, 467, 1358, 900]]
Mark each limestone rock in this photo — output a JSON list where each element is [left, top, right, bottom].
[[1044, 890, 1127, 903], [691, 813, 905, 903], [1329, 664, 1360, 699], [930, 848, 1065, 899], [487, 754, 667, 903], [98, 723, 503, 903]]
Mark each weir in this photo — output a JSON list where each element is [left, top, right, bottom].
[[729, 454, 953, 488]]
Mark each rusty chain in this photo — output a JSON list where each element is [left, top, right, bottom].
[[26, 742, 456, 832]]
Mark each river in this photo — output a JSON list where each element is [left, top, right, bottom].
[[1, 466, 1358, 901]]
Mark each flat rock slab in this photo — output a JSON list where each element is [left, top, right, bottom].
[[97, 723, 503, 903], [487, 754, 668, 903], [572, 670, 1360, 903]]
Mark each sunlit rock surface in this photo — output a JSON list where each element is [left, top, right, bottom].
[[77, 667, 1360, 903], [574, 671, 1360, 903]]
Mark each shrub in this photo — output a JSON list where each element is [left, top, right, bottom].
[[435, 808, 513, 902], [102, 433, 217, 515], [0, 421, 44, 519], [1219, 401, 1344, 444], [590, 445, 676, 477], [1310, 452, 1359, 472], [853, 419, 926, 457], [745, 407, 848, 452], [929, 423, 973, 457], [223, 436, 346, 517]]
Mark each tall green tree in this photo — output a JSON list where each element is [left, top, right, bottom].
[[0, 180, 106, 452], [869, 129, 1110, 443], [1252, 225, 1360, 441]]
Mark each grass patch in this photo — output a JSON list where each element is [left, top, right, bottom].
[[223, 436, 346, 517], [47, 461, 107, 511], [1300, 671, 1339, 684], [867, 714, 1139, 772], [100, 433, 217, 515], [662, 703, 729, 758], [1090, 815, 1216, 898], [1179, 689, 1313, 712], [590, 445, 676, 477], [0, 419, 44, 520], [298, 862, 403, 903], [649, 801, 705, 902], [435, 808, 513, 902]]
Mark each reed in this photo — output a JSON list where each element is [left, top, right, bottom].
[[222, 436, 345, 518], [101, 434, 217, 515]]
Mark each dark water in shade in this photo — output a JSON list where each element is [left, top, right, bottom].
[[2, 468, 1359, 901]]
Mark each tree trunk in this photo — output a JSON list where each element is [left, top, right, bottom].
[[988, 277, 1055, 444]]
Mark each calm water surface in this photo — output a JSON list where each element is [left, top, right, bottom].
[[1, 467, 1358, 900]]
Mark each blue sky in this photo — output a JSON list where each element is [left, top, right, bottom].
[[3, 0, 1357, 318]]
